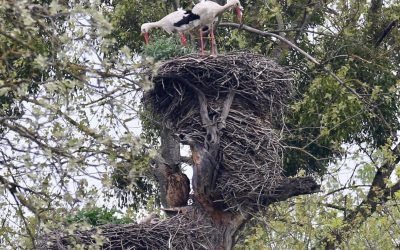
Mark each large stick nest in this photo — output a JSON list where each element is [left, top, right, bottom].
[[145, 52, 295, 213], [37, 207, 219, 250]]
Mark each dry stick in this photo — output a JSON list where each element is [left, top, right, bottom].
[[219, 89, 236, 129], [219, 22, 320, 65]]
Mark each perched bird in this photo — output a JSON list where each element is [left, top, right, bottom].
[[166, 172, 190, 208], [141, 8, 200, 46], [151, 155, 190, 211], [192, 0, 243, 55]]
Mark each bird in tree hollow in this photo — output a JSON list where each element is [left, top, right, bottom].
[[166, 172, 190, 208], [141, 8, 200, 46], [151, 156, 190, 209], [192, 0, 243, 55]]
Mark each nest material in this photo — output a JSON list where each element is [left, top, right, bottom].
[[145, 52, 294, 213], [37, 207, 219, 250]]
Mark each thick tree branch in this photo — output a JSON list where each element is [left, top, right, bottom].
[[160, 127, 181, 167], [375, 20, 398, 47], [345, 154, 400, 223], [265, 177, 320, 203], [369, 0, 383, 16], [270, 2, 287, 58]]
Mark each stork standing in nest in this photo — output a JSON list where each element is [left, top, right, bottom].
[[141, 8, 200, 46], [192, 0, 243, 55]]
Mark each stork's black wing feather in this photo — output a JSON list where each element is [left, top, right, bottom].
[[174, 10, 200, 27]]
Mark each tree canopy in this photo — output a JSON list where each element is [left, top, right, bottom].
[[1, 0, 400, 249]]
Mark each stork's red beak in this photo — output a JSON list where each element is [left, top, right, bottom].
[[144, 32, 149, 45], [235, 6, 243, 24]]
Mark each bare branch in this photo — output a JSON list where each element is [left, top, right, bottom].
[[218, 22, 320, 65], [219, 89, 235, 129]]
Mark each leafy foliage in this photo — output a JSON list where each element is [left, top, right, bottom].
[[139, 103, 161, 146], [110, 153, 160, 210], [0, 0, 146, 247], [142, 36, 196, 61], [66, 207, 134, 226], [0, 2, 52, 133]]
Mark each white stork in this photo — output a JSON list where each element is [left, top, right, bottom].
[[192, 0, 243, 55], [141, 8, 200, 46]]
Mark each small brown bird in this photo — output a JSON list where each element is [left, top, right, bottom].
[[151, 155, 190, 209], [166, 172, 190, 208]]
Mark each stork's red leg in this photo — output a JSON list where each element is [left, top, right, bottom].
[[236, 6, 243, 24], [200, 28, 204, 55], [179, 32, 187, 46], [211, 24, 216, 55]]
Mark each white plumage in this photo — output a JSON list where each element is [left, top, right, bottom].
[[141, 1, 243, 55], [192, 0, 243, 55], [141, 8, 199, 46]]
